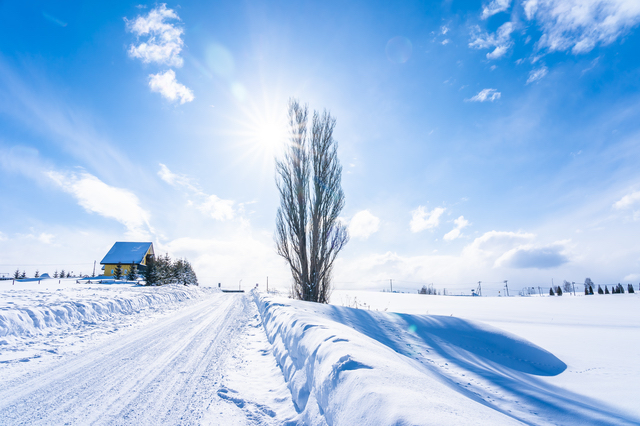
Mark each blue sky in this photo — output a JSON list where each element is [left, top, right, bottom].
[[1, 0, 640, 294]]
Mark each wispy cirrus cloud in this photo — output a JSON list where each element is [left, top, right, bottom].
[[47, 170, 153, 238], [149, 70, 194, 104], [482, 0, 512, 19], [466, 88, 501, 102], [158, 164, 235, 221], [526, 66, 548, 84], [469, 22, 514, 59], [410, 206, 445, 232], [524, 0, 640, 54]]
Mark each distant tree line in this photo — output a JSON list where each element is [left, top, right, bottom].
[[549, 278, 636, 296], [143, 253, 198, 286], [418, 284, 439, 295]]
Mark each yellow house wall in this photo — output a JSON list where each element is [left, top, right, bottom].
[[103, 264, 137, 276]]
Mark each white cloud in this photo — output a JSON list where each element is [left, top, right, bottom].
[[126, 4, 184, 67], [46, 171, 152, 238], [623, 273, 640, 282], [524, 0, 640, 54], [198, 195, 235, 221], [349, 210, 381, 239], [466, 88, 501, 102], [410, 206, 445, 232], [441, 25, 450, 35], [158, 163, 198, 191], [38, 232, 54, 244], [158, 164, 235, 221], [482, 0, 512, 19], [462, 230, 535, 264], [469, 22, 515, 59], [613, 191, 640, 209], [494, 242, 570, 269], [0, 231, 6, 241], [443, 216, 470, 241], [526, 66, 549, 84], [148, 70, 194, 104]]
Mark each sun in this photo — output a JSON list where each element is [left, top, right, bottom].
[[233, 97, 290, 161], [251, 115, 288, 155]]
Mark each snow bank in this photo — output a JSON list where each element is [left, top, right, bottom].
[[255, 291, 639, 425], [0, 283, 212, 340], [254, 291, 524, 426]]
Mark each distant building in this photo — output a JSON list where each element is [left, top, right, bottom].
[[100, 242, 154, 277]]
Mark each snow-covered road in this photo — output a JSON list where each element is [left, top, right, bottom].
[[0, 293, 297, 425]]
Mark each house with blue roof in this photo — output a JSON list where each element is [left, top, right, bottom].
[[100, 242, 154, 277]]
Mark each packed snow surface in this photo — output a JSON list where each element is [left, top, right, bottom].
[[1, 279, 638, 425]]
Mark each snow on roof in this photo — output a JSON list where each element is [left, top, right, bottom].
[[100, 242, 153, 265]]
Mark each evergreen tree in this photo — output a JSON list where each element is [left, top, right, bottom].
[[59, 269, 66, 279], [126, 263, 138, 281], [34, 270, 40, 278], [144, 256, 158, 286], [186, 260, 198, 286], [628, 284, 634, 294], [20, 271, 26, 279], [589, 285, 594, 295], [556, 286, 563, 296], [13, 269, 20, 279], [113, 263, 123, 280], [618, 284, 624, 294], [598, 285, 604, 294], [549, 287, 555, 296], [605, 285, 610, 294], [54, 270, 59, 278]]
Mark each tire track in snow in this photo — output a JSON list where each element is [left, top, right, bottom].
[[0, 293, 276, 425]]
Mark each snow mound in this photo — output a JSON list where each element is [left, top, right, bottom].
[[255, 292, 638, 425], [0, 284, 211, 339], [254, 292, 523, 426]]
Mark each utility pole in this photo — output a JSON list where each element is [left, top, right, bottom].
[[572, 281, 576, 296], [390, 279, 393, 293], [92, 260, 96, 277], [477, 281, 482, 297], [504, 280, 509, 297]]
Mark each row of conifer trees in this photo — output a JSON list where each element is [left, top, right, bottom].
[[550, 282, 636, 295], [142, 254, 198, 286]]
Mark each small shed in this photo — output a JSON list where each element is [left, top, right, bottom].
[[100, 242, 154, 276]]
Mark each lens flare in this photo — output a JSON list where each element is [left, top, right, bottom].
[[386, 36, 413, 64]]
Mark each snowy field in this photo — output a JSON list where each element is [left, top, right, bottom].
[[1, 279, 638, 425], [330, 290, 640, 422]]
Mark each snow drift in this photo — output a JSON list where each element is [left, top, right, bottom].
[[254, 291, 637, 425], [0, 283, 212, 340]]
